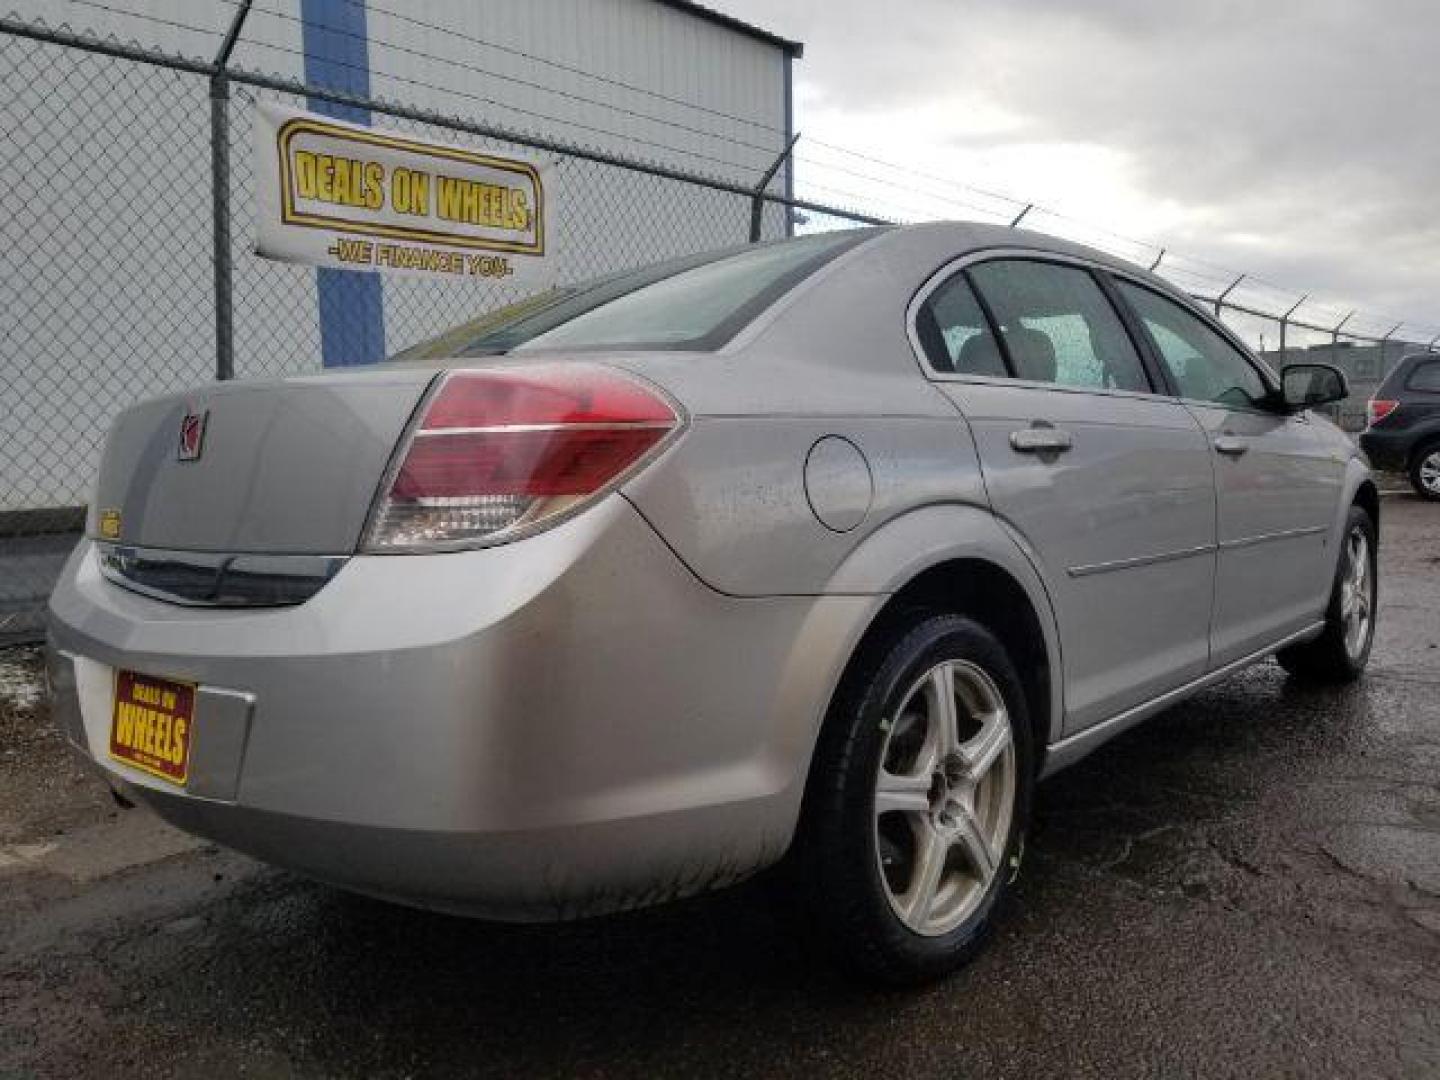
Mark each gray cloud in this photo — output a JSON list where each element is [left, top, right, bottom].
[[717, 0, 1440, 328]]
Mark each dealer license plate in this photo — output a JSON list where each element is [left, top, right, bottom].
[[109, 670, 195, 786]]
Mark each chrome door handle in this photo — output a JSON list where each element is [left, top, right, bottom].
[[1010, 426, 1073, 453], [1213, 436, 1249, 457]]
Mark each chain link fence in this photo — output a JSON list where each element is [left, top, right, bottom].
[[3, 26, 214, 643], [0, 15, 871, 644], [2, 12, 1433, 643]]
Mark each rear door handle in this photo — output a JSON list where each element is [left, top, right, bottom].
[[1213, 435, 1249, 457], [1010, 426, 1073, 454]]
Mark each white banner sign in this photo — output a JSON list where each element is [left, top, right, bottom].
[[254, 103, 557, 284]]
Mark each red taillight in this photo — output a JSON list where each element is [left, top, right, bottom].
[[364, 364, 680, 551], [420, 366, 674, 429], [1367, 398, 1399, 427]]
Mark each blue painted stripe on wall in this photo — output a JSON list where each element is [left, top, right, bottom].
[[300, 0, 385, 367]]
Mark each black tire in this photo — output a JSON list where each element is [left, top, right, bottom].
[[1276, 504, 1377, 683], [1408, 440, 1440, 501], [789, 612, 1034, 985]]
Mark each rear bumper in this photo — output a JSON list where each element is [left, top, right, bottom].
[[1357, 428, 1410, 472], [47, 497, 872, 919]]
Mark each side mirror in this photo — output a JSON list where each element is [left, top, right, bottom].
[[1280, 363, 1348, 411]]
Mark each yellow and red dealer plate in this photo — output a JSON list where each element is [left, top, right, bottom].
[[109, 670, 195, 786]]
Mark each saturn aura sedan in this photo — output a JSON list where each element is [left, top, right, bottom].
[[48, 223, 1377, 983]]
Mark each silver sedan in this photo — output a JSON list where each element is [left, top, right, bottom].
[[48, 223, 1377, 982]]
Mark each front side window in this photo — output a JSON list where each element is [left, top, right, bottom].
[[967, 260, 1151, 392], [1408, 359, 1440, 393], [1116, 281, 1270, 408]]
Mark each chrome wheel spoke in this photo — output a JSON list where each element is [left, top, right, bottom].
[[927, 664, 961, 756], [902, 823, 949, 923], [957, 709, 1011, 785], [875, 769, 931, 818], [951, 804, 997, 882]]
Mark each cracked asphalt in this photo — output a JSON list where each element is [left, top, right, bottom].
[[2, 496, 1438, 1079]]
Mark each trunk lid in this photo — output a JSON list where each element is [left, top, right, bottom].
[[92, 368, 437, 554]]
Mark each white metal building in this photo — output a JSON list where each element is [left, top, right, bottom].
[[2, 0, 802, 511]]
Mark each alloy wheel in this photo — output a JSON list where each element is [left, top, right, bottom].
[[1420, 451, 1440, 496], [873, 659, 1016, 937], [1340, 526, 1373, 660]]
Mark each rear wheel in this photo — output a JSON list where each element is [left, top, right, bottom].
[[1276, 505, 1376, 683], [1408, 441, 1440, 501], [791, 613, 1033, 984]]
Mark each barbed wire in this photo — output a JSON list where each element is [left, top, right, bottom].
[[235, 2, 789, 158], [55, 0, 225, 42], [6, 8, 1436, 648], [16, 0, 1440, 343], [54, 0, 781, 176], [321, 0, 788, 134]]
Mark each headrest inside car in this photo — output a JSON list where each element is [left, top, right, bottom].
[[1005, 327, 1057, 383], [956, 332, 1005, 378]]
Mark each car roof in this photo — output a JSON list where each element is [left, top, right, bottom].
[[1382, 352, 1440, 391], [873, 220, 1197, 304]]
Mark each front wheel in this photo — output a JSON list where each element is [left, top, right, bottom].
[[790, 613, 1034, 984], [1276, 505, 1377, 683]]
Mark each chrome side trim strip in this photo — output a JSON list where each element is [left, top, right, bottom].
[[1067, 543, 1216, 578], [1040, 620, 1326, 778], [1219, 524, 1328, 551], [1066, 525, 1326, 577]]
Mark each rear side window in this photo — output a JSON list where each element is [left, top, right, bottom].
[[915, 274, 1006, 377], [1116, 281, 1269, 408], [967, 260, 1151, 392], [1408, 360, 1440, 392]]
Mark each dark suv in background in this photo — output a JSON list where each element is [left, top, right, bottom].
[[1361, 352, 1440, 500]]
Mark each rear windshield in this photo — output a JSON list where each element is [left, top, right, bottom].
[[391, 229, 877, 361]]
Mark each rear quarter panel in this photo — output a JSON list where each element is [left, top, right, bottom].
[[620, 415, 985, 596], [612, 229, 993, 597], [611, 227, 1070, 742]]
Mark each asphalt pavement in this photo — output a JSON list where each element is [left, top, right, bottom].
[[2, 496, 1437, 1079]]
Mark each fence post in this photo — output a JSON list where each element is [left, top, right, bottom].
[[210, 0, 252, 382], [1215, 273, 1245, 319], [1278, 294, 1308, 356], [749, 132, 800, 243], [1378, 322, 1402, 380], [1331, 311, 1355, 366]]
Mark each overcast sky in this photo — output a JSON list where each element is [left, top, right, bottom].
[[715, 0, 1440, 340]]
